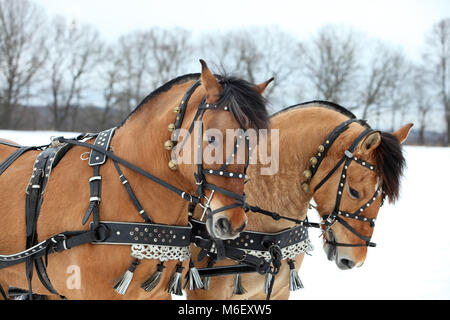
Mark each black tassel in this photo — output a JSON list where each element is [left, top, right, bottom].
[[113, 259, 140, 295], [141, 261, 165, 292], [201, 259, 215, 291], [184, 259, 203, 290], [233, 273, 247, 295], [288, 259, 304, 291], [167, 263, 184, 296]]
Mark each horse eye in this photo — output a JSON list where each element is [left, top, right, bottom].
[[349, 187, 360, 199], [207, 136, 216, 144]]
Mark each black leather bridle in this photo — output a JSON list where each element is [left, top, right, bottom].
[[169, 80, 251, 224], [303, 119, 384, 248], [0, 79, 254, 298]]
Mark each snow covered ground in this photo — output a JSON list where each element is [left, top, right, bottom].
[[1, 130, 449, 300]]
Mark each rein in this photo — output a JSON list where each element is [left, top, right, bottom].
[[187, 118, 385, 299], [0, 80, 254, 299]]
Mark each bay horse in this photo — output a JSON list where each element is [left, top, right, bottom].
[[0, 60, 271, 299], [187, 101, 413, 300]]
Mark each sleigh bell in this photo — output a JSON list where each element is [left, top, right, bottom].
[[302, 170, 312, 180], [168, 124, 176, 132], [164, 140, 174, 151], [168, 160, 178, 171], [301, 183, 310, 193]]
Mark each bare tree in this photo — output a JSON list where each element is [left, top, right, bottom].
[[0, 0, 47, 129], [146, 27, 193, 87], [114, 28, 192, 114], [424, 18, 450, 145], [95, 45, 124, 128], [409, 65, 435, 145], [358, 44, 411, 122], [298, 25, 361, 105], [46, 17, 102, 131], [199, 27, 298, 107]]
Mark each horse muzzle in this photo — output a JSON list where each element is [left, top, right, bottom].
[[206, 210, 247, 240]]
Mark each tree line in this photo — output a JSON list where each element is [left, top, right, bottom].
[[0, 0, 449, 145]]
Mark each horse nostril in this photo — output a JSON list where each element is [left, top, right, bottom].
[[339, 258, 355, 269], [216, 218, 231, 234]]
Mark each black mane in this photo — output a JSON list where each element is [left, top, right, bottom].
[[217, 76, 269, 130], [121, 73, 269, 130], [120, 73, 200, 127], [375, 132, 406, 203], [272, 100, 357, 119]]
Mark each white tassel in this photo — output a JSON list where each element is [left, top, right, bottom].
[[167, 263, 184, 296], [288, 260, 304, 291], [113, 259, 140, 295], [185, 259, 203, 290], [263, 272, 273, 295], [201, 259, 215, 291], [141, 262, 165, 292], [233, 273, 247, 295]]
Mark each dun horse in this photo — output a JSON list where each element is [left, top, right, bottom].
[[187, 101, 412, 300], [0, 61, 271, 299]]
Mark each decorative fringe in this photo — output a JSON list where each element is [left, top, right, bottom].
[[233, 273, 247, 295], [167, 263, 184, 296], [141, 261, 165, 292], [113, 259, 140, 295], [201, 259, 215, 291], [288, 259, 304, 291], [263, 272, 273, 295], [184, 259, 203, 290]]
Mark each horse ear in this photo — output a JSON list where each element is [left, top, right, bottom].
[[254, 77, 275, 95], [200, 59, 222, 103], [392, 123, 414, 144], [361, 131, 381, 154]]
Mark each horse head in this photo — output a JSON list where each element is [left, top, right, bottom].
[[173, 60, 272, 239], [311, 122, 413, 269]]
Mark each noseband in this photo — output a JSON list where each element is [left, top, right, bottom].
[[303, 119, 384, 248]]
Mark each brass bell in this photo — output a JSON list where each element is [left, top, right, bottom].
[[168, 160, 178, 171], [168, 124, 176, 132], [302, 170, 312, 180], [318, 145, 325, 153], [310, 157, 318, 166], [164, 140, 174, 150], [174, 106, 181, 114], [301, 183, 310, 193]]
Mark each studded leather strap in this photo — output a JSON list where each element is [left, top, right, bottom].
[[89, 128, 116, 166]]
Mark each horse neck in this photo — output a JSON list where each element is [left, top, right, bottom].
[[245, 106, 349, 233], [110, 81, 196, 225]]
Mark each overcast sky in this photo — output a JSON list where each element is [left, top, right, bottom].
[[34, 0, 450, 61]]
